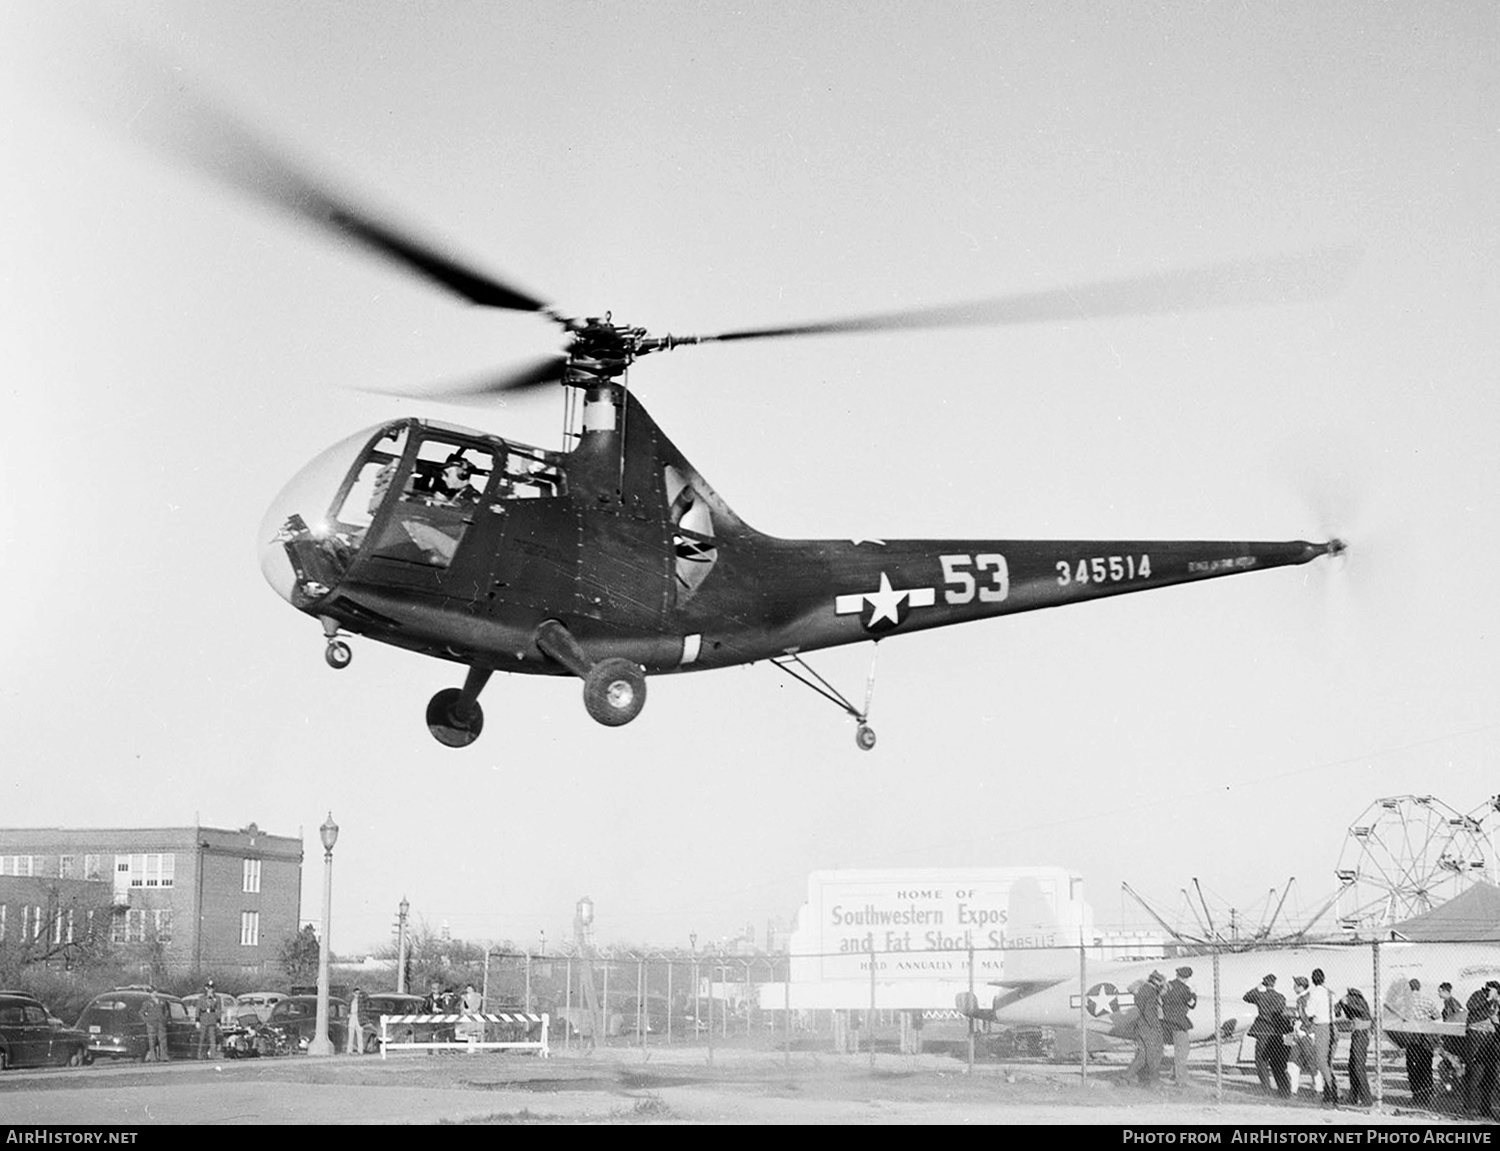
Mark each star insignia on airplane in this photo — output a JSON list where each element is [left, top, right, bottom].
[[1070, 982, 1133, 1018], [834, 571, 936, 634]]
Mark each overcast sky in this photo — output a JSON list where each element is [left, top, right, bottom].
[[2, 1, 1496, 956]]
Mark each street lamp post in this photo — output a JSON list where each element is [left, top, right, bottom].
[[396, 896, 410, 994], [308, 812, 339, 1056]]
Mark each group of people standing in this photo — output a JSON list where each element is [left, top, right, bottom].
[[1243, 970, 1500, 1115], [138, 980, 224, 1063], [1244, 969, 1359, 1106], [1125, 966, 1198, 1087]]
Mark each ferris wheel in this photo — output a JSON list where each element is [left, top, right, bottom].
[[1334, 795, 1491, 935]]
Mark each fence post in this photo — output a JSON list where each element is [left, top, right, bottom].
[[1373, 939, 1383, 1112], [1213, 948, 1223, 1103], [1078, 938, 1088, 1083], [564, 956, 572, 1054], [869, 946, 877, 1070], [666, 959, 674, 1047], [966, 944, 975, 1074], [784, 958, 791, 1069]]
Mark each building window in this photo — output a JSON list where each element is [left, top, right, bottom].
[[146, 854, 174, 888], [24, 905, 44, 941], [83, 855, 102, 881], [0, 856, 35, 877], [153, 909, 173, 943], [0, 904, 6, 941], [52, 909, 73, 946], [240, 911, 260, 947], [118, 853, 176, 889], [243, 858, 262, 894], [59, 855, 77, 879], [111, 909, 151, 945]]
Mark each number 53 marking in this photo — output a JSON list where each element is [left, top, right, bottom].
[[940, 553, 1010, 604]]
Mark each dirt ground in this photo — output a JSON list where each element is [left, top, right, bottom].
[[0, 1044, 1490, 1126]]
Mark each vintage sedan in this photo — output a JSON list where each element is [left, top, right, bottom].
[[0, 992, 91, 1069], [76, 989, 198, 1062], [264, 994, 348, 1052]]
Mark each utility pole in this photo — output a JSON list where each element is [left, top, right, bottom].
[[396, 896, 410, 994]]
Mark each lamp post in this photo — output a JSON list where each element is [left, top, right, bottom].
[[308, 812, 339, 1056], [396, 896, 410, 994]]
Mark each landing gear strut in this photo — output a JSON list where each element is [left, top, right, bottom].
[[771, 642, 881, 751], [535, 620, 649, 728], [425, 666, 492, 748], [319, 616, 352, 670]]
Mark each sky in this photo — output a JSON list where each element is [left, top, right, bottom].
[[1, 1, 1496, 958]]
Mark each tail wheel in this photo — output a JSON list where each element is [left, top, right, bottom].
[[0, 1043, 9, 1071], [364, 1033, 380, 1055], [583, 659, 647, 727], [426, 687, 485, 747]]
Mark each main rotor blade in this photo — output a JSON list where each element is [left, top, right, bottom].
[[358, 354, 570, 404], [166, 107, 550, 312], [691, 247, 1360, 345], [54, 23, 549, 313]]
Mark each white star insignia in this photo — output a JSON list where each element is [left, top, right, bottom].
[[834, 572, 937, 631]]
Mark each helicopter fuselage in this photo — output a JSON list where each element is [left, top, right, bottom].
[[259, 385, 1339, 728]]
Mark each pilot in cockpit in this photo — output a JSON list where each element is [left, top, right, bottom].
[[418, 453, 482, 506]]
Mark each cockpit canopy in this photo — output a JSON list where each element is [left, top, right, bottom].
[[258, 419, 565, 606]]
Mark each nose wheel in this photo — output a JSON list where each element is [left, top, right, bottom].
[[319, 616, 352, 670], [855, 723, 877, 751]]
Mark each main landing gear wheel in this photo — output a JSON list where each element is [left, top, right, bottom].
[[426, 687, 485, 747], [325, 640, 352, 669], [855, 723, 877, 752], [583, 658, 647, 727]]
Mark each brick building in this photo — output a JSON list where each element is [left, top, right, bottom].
[[0, 824, 303, 977]]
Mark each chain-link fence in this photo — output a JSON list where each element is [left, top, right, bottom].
[[472, 938, 1500, 1118]]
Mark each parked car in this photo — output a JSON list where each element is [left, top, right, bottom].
[[355, 992, 430, 1051], [75, 989, 197, 1062], [264, 994, 348, 1052], [0, 991, 92, 1069], [234, 992, 287, 1023]]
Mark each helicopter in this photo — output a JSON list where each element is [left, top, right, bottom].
[[133, 85, 1352, 751]]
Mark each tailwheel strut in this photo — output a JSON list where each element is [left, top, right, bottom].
[[771, 643, 880, 751]]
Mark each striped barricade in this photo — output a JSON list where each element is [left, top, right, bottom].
[[377, 1012, 551, 1058]]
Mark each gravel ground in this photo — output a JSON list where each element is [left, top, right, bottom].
[[0, 1046, 1487, 1126]]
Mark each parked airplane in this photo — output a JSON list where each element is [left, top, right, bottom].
[[956, 942, 1500, 1047]]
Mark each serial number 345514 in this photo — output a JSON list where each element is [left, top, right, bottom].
[[1056, 555, 1153, 586]]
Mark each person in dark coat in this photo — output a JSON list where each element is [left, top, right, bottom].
[[1162, 966, 1197, 1086], [1337, 986, 1372, 1106], [140, 989, 169, 1063], [195, 980, 221, 1060], [1464, 981, 1500, 1118], [1126, 971, 1166, 1086], [1244, 973, 1291, 1097]]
